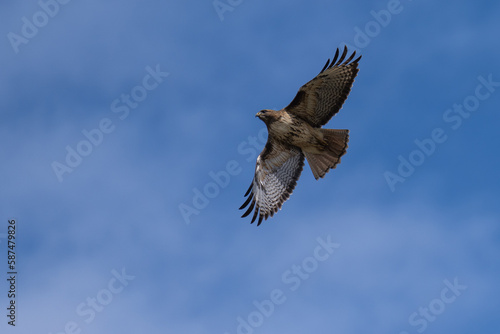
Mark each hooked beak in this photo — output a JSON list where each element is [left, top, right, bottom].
[[255, 111, 265, 118]]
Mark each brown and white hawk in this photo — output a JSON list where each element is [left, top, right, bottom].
[[240, 46, 361, 225]]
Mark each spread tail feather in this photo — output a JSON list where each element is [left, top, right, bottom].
[[304, 129, 349, 180]]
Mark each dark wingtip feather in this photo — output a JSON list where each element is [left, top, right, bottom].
[[257, 215, 264, 226], [241, 200, 255, 218], [321, 47, 362, 72], [320, 59, 330, 73], [239, 192, 254, 210], [343, 50, 357, 65], [330, 48, 340, 67], [334, 46, 348, 66], [250, 207, 259, 223], [244, 183, 253, 197]]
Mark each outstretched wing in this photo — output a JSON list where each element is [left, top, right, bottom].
[[285, 46, 361, 127], [240, 140, 304, 226]]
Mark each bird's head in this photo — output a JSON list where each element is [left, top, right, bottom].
[[256, 109, 275, 123]]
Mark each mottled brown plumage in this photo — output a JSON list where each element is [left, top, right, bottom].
[[240, 46, 361, 225]]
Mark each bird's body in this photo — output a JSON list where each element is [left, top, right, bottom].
[[240, 46, 361, 225], [258, 109, 331, 154]]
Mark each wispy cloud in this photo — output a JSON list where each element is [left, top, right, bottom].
[[1, 0, 499, 333]]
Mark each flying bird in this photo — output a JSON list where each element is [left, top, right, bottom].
[[240, 46, 361, 226]]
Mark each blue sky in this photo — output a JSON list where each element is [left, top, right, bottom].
[[1, 0, 499, 333]]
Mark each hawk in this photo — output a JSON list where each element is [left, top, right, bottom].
[[240, 46, 361, 226]]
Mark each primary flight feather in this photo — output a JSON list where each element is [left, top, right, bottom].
[[240, 46, 361, 226]]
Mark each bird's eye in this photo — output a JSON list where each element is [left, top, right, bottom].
[[260, 110, 267, 113]]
